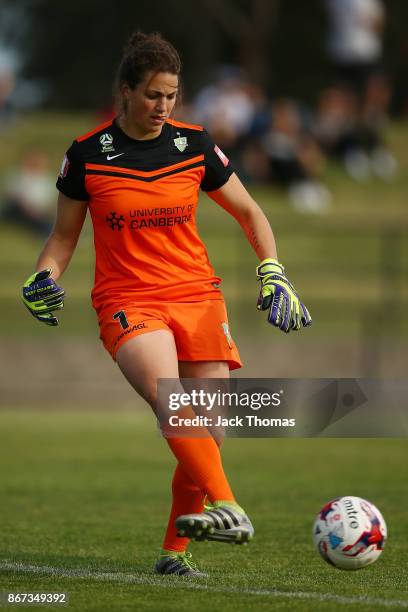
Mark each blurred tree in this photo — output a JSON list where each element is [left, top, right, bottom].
[[384, 0, 408, 115], [21, 0, 223, 109], [269, 0, 328, 101], [203, 0, 280, 88], [17, 0, 408, 112]]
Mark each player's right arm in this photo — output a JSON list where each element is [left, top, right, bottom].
[[36, 192, 88, 280], [22, 193, 88, 325]]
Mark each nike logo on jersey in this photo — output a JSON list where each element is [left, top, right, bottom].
[[107, 153, 125, 160]]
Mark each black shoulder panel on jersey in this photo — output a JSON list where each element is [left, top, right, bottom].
[[56, 140, 89, 201], [73, 120, 207, 174], [57, 119, 233, 196], [200, 129, 234, 192]]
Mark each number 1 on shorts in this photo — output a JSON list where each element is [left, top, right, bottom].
[[113, 310, 129, 329]]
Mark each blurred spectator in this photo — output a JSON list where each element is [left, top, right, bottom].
[[259, 99, 331, 213], [192, 66, 264, 171], [0, 51, 16, 128], [324, 0, 397, 179], [1, 149, 55, 236], [325, 0, 384, 89], [314, 86, 362, 171]]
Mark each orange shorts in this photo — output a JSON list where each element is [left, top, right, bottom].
[[97, 299, 242, 370]]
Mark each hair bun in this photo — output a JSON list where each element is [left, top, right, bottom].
[[124, 31, 160, 55], [115, 30, 181, 100]]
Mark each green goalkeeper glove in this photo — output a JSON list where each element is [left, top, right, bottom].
[[256, 258, 312, 333], [22, 269, 65, 326]]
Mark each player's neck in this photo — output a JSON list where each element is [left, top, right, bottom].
[[116, 115, 163, 141]]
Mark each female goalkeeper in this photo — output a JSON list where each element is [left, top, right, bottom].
[[22, 31, 311, 577]]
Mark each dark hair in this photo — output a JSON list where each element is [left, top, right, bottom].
[[115, 31, 181, 95]]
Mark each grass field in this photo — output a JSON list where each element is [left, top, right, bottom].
[[0, 410, 407, 611]]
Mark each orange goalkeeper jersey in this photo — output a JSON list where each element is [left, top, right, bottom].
[[56, 118, 233, 312]]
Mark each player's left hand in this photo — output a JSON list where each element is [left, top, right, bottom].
[[22, 268, 65, 326], [256, 258, 312, 333]]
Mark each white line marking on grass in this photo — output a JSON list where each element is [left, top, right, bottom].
[[1, 561, 407, 609]]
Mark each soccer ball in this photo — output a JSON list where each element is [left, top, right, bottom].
[[312, 496, 387, 570]]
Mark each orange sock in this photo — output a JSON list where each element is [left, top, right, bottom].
[[162, 463, 205, 552], [166, 436, 235, 503]]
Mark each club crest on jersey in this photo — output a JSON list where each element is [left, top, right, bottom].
[[174, 132, 188, 152], [100, 133, 115, 153]]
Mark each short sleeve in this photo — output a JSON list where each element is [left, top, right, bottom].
[[56, 141, 89, 201], [200, 129, 234, 192]]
